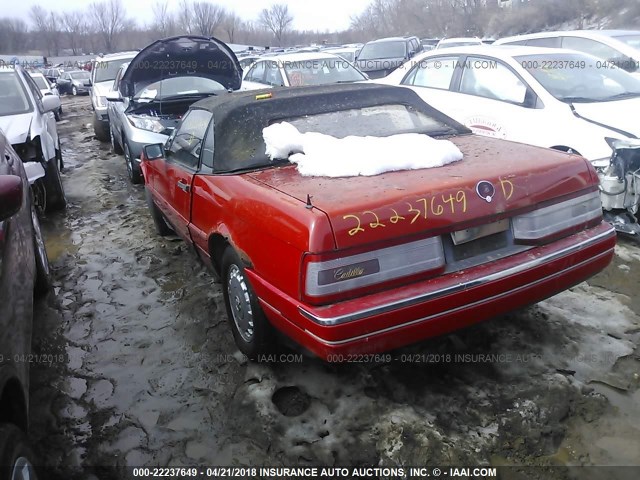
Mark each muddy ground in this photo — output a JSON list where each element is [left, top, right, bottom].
[[28, 95, 640, 479]]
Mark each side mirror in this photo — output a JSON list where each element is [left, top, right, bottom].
[[42, 94, 61, 113], [408, 50, 416, 58], [143, 143, 164, 161], [106, 91, 123, 102], [0, 175, 23, 221]]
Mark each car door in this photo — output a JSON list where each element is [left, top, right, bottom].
[[241, 60, 269, 90], [58, 73, 70, 93], [161, 109, 213, 240], [22, 72, 58, 161]]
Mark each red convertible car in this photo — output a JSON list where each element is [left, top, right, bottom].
[[141, 83, 615, 360]]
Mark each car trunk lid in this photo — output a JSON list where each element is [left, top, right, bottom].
[[247, 135, 595, 250]]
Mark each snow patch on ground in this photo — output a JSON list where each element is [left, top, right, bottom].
[[262, 121, 463, 177]]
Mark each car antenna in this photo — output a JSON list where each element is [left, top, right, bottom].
[[306, 194, 313, 209]]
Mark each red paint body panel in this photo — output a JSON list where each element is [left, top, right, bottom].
[[142, 131, 614, 360]]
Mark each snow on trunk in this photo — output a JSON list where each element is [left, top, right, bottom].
[[262, 121, 463, 177]]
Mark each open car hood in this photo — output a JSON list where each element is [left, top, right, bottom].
[[119, 35, 242, 98]]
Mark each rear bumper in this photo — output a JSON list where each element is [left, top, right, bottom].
[[248, 223, 616, 360]]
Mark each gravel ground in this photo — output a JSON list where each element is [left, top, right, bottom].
[[28, 95, 640, 479]]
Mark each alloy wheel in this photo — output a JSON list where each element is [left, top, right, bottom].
[[227, 264, 254, 343]]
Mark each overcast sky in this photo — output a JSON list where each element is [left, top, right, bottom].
[[14, 0, 373, 32]]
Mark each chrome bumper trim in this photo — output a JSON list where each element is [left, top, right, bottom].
[[298, 226, 615, 326]]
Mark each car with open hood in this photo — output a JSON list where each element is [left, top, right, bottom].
[[139, 83, 615, 360], [0, 65, 65, 213], [106, 35, 242, 184], [379, 45, 640, 236]]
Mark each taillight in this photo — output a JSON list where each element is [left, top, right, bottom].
[[303, 236, 445, 305], [512, 190, 602, 243]]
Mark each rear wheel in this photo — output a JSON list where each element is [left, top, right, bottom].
[[93, 115, 109, 142], [0, 423, 38, 480], [124, 140, 142, 184], [145, 187, 173, 236], [110, 127, 123, 155], [31, 204, 51, 297], [221, 247, 275, 359], [43, 156, 66, 212]]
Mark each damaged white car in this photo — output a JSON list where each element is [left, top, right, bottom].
[[0, 65, 66, 213], [380, 46, 640, 235]]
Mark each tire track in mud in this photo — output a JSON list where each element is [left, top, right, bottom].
[[27, 95, 640, 478]]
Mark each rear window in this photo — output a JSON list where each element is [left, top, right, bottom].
[[358, 41, 406, 60], [0, 71, 32, 116], [214, 103, 455, 173]]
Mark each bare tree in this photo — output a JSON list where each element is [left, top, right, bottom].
[[153, 1, 175, 37], [177, 0, 194, 34], [223, 12, 241, 43], [192, 2, 226, 37], [62, 11, 87, 55], [259, 4, 293, 45], [90, 0, 128, 52], [0, 18, 29, 54]]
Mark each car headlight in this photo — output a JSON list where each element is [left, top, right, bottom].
[[126, 114, 164, 133], [303, 236, 445, 303], [512, 190, 602, 243], [96, 96, 107, 107]]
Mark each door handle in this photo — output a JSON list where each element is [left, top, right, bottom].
[[177, 180, 190, 192]]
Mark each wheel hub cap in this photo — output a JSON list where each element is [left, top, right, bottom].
[[227, 264, 254, 342], [12, 457, 35, 480]]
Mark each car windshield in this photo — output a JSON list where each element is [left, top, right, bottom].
[[517, 53, 640, 102], [31, 75, 49, 89], [282, 57, 366, 86], [327, 51, 355, 62], [70, 71, 90, 80], [358, 41, 406, 60], [94, 58, 133, 83], [0, 71, 32, 116], [611, 33, 640, 50], [135, 76, 225, 100]]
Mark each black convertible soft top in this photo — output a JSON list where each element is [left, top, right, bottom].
[[191, 83, 469, 173]]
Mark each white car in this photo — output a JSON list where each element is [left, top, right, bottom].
[[29, 71, 62, 120], [0, 65, 65, 212], [436, 37, 483, 49], [495, 30, 640, 78], [241, 52, 367, 90], [90, 51, 138, 141], [379, 45, 640, 234]]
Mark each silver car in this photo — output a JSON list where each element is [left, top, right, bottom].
[[106, 35, 242, 184]]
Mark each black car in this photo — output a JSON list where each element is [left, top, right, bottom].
[[0, 130, 51, 479], [355, 36, 423, 79], [42, 67, 64, 84], [55, 70, 92, 95]]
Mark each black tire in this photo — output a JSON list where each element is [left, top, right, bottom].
[[43, 156, 66, 212], [56, 140, 64, 171], [0, 423, 38, 480], [93, 115, 109, 142], [221, 247, 275, 359], [124, 140, 142, 185], [145, 187, 173, 236], [31, 204, 51, 297], [110, 127, 123, 155]]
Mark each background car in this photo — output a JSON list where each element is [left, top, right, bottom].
[[90, 51, 138, 142], [495, 30, 640, 77], [436, 37, 484, 49], [241, 52, 367, 90], [0, 65, 65, 213], [29, 72, 62, 120], [107, 35, 242, 184], [55, 70, 91, 96], [42, 67, 64, 84], [379, 45, 640, 234], [355, 36, 423, 78], [0, 129, 51, 480], [322, 46, 361, 63]]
